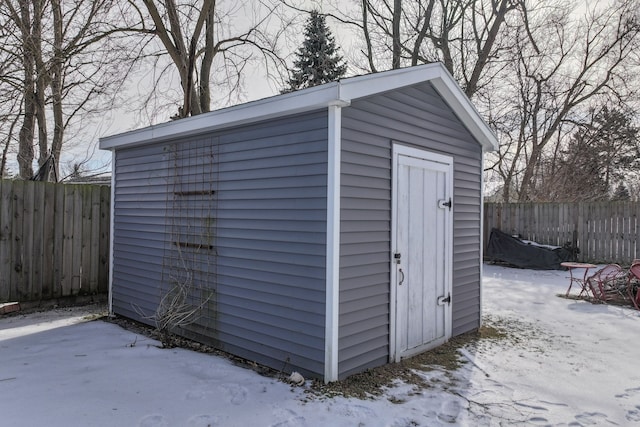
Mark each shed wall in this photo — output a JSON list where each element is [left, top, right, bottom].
[[338, 82, 483, 378], [112, 111, 329, 378]]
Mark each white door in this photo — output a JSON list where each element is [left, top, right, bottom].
[[391, 145, 453, 361]]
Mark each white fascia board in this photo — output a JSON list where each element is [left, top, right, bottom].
[[339, 63, 444, 100], [99, 83, 344, 150], [429, 76, 498, 152]]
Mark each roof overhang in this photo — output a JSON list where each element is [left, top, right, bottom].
[[99, 63, 498, 152]]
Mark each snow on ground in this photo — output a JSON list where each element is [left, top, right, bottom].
[[1, 264, 639, 426]]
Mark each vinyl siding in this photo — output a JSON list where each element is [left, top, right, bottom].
[[111, 111, 328, 378], [338, 82, 483, 378], [112, 142, 172, 320]]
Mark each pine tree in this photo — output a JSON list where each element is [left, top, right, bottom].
[[284, 11, 347, 92], [612, 183, 631, 201], [533, 106, 639, 202]]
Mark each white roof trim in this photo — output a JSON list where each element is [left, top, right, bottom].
[[99, 63, 497, 151]]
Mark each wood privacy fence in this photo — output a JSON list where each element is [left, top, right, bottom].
[[484, 202, 640, 265], [0, 179, 110, 302]]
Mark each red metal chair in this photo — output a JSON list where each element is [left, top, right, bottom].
[[586, 264, 627, 303], [627, 263, 640, 310]]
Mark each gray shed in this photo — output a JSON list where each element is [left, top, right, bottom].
[[100, 63, 497, 382]]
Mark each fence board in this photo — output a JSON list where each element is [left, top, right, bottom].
[[588, 203, 594, 258], [80, 185, 92, 294], [616, 204, 621, 259], [601, 203, 606, 258], [89, 188, 101, 293], [11, 180, 24, 300], [42, 182, 55, 299], [31, 182, 45, 300], [595, 203, 600, 258], [75, 187, 85, 294], [53, 183, 64, 298], [62, 185, 75, 296], [623, 202, 631, 260], [600, 202, 607, 261], [98, 185, 110, 290], [485, 202, 640, 265], [551, 203, 556, 243], [79, 187, 91, 293], [0, 179, 110, 303], [23, 183, 35, 299], [0, 181, 11, 301]]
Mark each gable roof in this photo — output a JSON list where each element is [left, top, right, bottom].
[[99, 63, 498, 151]]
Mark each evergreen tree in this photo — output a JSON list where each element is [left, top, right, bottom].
[[284, 11, 347, 92], [612, 183, 631, 201], [531, 106, 639, 202]]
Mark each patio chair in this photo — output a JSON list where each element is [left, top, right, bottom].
[[627, 263, 640, 310], [586, 264, 627, 303]]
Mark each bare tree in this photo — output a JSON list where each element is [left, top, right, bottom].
[[1, 0, 40, 178], [0, 99, 22, 177], [131, 0, 286, 119], [0, 0, 149, 179], [342, 0, 640, 204], [0, 8, 23, 177], [349, 0, 522, 98], [488, 0, 640, 202]]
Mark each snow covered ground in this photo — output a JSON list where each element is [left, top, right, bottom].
[[1, 264, 639, 426]]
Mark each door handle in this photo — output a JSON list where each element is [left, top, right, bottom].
[[398, 268, 405, 286]]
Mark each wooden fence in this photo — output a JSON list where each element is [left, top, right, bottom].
[[0, 179, 110, 302], [484, 202, 640, 264]]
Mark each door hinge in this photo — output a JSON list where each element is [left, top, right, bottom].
[[437, 293, 451, 306], [438, 198, 452, 210]]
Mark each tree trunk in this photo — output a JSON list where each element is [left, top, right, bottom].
[[392, 0, 402, 69], [17, 1, 35, 179], [517, 144, 542, 202], [361, 0, 377, 72], [198, 3, 216, 114], [33, 0, 48, 170], [411, 0, 435, 66], [1, 111, 20, 177], [50, 0, 64, 180], [465, 0, 511, 99], [142, 0, 216, 118]]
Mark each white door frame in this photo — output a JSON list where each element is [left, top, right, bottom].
[[390, 144, 454, 362]]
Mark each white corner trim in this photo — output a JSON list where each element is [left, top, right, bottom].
[[479, 155, 485, 327], [324, 103, 342, 383], [108, 151, 116, 316]]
